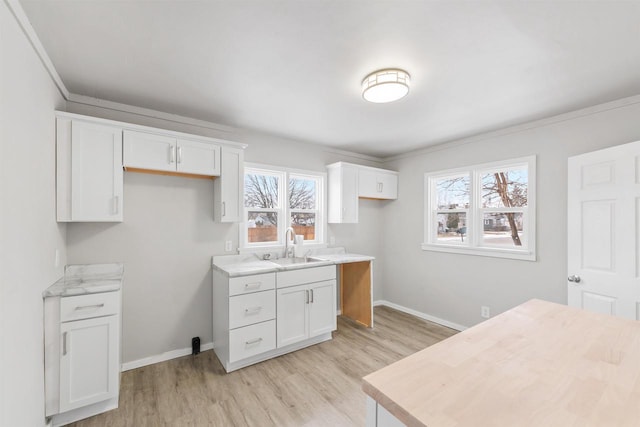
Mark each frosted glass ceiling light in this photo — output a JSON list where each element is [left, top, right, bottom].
[[362, 69, 410, 103]]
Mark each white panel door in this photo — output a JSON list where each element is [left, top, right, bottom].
[[176, 139, 220, 176], [308, 280, 337, 338], [568, 141, 640, 319], [59, 316, 119, 412], [70, 121, 123, 221], [276, 285, 308, 347], [123, 130, 176, 172]]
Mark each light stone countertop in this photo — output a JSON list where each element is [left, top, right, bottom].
[[43, 263, 124, 298], [212, 247, 374, 277]]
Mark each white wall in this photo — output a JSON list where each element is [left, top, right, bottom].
[[0, 2, 66, 426], [64, 101, 385, 364], [381, 98, 640, 329]]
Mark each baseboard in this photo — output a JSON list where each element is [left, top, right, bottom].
[[121, 342, 214, 372], [121, 304, 461, 371], [373, 300, 467, 331]]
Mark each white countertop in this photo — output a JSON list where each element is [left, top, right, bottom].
[[212, 247, 374, 277], [43, 263, 124, 297], [310, 253, 375, 264]]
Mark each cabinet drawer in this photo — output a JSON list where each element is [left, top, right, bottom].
[[60, 291, 120, 322], [229, 320, 276, 363], [277, 265, 336, 288], [229, 273, 275, 296], [229, 290, 275, 329]]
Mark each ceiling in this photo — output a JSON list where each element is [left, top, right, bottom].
[[19, 1, 640, 158]]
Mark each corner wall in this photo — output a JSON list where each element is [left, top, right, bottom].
[[0, 1, 67, 425], [381, 98, 640, 328]]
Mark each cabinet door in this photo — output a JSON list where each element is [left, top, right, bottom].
[[276, 285, 309, 347], [70, 121, 123, 221], [123, 130, 176, 172], [358, 169, 378, 198], [176, 139, 220, 176], [308, 280, 337, 338], [215, 146, 244, 222], [341, 166, 359, 222], [59, 316, 119, 413], [377, 172, 398, 199], [359, 169, 398, 200], [328, 165, 359, 223]]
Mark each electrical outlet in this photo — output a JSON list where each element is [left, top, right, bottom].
[[225, 240, 233, 252], [481, 306, 491, 318], [54, 249, 60, 268], [329, 236, 336, 246]]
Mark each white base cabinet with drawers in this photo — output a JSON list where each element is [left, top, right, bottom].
[[44, 290, 122, 426], [212, 265, 337, 372]]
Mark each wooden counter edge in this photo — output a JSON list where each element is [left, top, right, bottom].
[[362, 380, 426, 427]]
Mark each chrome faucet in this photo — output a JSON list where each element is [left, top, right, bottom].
[[284, 227, 297, 258]]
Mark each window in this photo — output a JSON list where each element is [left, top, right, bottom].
[[243, 164, 325, 249], [423, 156, 536, 260]]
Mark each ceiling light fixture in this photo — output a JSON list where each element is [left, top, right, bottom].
[[362, 68, 410, 103]]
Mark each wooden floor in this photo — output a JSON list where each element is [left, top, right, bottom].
[[71, 306, 457, 427]]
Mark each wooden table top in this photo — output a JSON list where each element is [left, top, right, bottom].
[[362, 299, 640, 427]]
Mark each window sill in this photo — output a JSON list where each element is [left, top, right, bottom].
[[421, 243, 536, 261]]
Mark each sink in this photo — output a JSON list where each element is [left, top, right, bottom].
[[271, 257, 323, 266], [270, 257, 332, 270]]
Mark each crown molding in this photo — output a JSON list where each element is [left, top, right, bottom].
[[382, 93, 640, 163], [5, 0, 70, 99], [67, 93, 238, 135]]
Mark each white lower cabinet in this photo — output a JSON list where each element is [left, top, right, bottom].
[[277, 280, 336, 347], [59, 315, 119, 412], [45, 290, 122, 426], [212, 264, 337, 372]]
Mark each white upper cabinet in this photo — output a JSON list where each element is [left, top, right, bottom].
[[327, 162, 398, 223], [123, 130, 175, 173], [123, 130, 220, 176], [327, 163, 359, 223], [358, 168, 398, 200], [214, 146, 244, 222], [57, 117, 124, 222], [56, 111, 246, 223], [176, 139, 220, 176]]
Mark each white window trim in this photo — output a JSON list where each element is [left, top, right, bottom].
[[422, 155, 536, 261], [240, 163, 327, 253]]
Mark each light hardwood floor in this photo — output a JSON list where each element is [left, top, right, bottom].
[[70, 306, 457, 427]]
